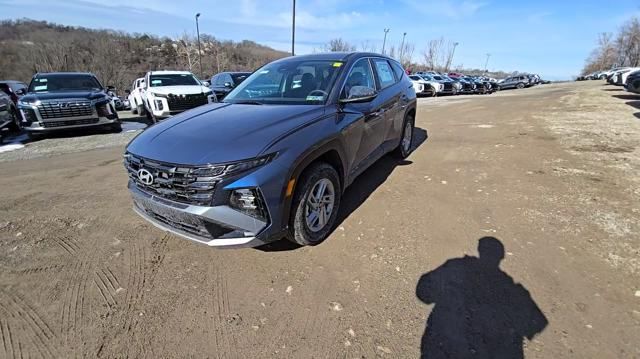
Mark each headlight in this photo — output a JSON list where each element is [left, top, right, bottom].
[[18, 99, 36, 107], [150, 92, 168, 98], [224, 154, 275, 176]]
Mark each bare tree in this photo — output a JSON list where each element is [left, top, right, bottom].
[[443, 40, 457, 72], [176, 33, 200, 73], [582, 17, 640, 74], [360, 40, 377, 53], [322, 38, 356, 52], [398, 42, 415, 68], [423, 37, 446, 71]]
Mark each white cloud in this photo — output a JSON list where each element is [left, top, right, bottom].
[[404, 0, 487, 18], [278, 10, 366, 30]]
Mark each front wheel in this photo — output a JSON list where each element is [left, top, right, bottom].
[[394, 114, 415, 159], [517, 83, 525, 89], [8, 107, 21, 132], [288, 163, 342, 246]]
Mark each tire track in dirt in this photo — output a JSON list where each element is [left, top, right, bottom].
[[0, 317, 16, 359], [13, 264, 66, 275], [60, 259, 92, 352], [52, 235, 80, 255], [93, 269, 118, 309], [118, 234, 168, 358], [0, 289, 59, 358]]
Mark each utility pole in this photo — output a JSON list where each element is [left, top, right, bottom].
[[195, 13, 203, 79], [291, 0, 296, 56], [484, 53, 491, 73], [399, 32, 407, 61], [447, 42, 459, 72], [382, 28, 390, 55]]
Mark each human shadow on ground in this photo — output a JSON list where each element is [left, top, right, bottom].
[[257, 127, 428, 252], [416, 237, 548, 359]]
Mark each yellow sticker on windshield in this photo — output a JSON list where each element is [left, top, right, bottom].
[[333, 62, 344, 67]]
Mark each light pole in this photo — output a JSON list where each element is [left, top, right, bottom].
[[291, 0, 296, 56], [195, 13, 202, 79], [399, 32, 407, 61], [382, 28, 390, 55], [484, 53, 491, 73], [448, 42, 459, 72]]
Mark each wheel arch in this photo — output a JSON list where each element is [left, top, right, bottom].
[[279, 140, 347, 230]]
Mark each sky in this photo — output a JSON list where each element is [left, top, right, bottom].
[[1, 0, 639, 80]]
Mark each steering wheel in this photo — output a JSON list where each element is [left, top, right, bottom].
[[308, 89, 328, 97]]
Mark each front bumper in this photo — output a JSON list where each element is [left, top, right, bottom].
[[19, 102, 119, 132], [23, 116, 118, 132], [128, 182, 269, 248], [148, 94, 216, 118]]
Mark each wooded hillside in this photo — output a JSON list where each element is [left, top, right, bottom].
[[0, 19, 289, 92]]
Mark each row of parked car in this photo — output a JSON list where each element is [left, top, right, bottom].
[[580, 67, 640, 94], [1, 58, 544, 143], [406, 72, 543, 97]]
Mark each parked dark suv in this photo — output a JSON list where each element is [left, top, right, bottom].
[[209, 72, 251, 99], [18, 72, 121, 139], [0, 80, 25, 131], [124, 53, 417, 248]]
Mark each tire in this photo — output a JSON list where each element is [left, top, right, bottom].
[[137, 104, 145, 117], [131, 103, 138, 115], [110, 122, 122, 133], [8, 107, 21, 132], [393, 113, 415, 159], [288, 163, 342, 246], [516, 82, 525, 89], [27, 131, 44, 141], [144, 103, 157, 124]]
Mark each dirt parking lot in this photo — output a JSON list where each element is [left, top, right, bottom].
[[0, 82, 638, 358]]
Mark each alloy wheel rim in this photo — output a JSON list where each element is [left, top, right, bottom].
[[402, 121, 413, 153], [305, 178, 335, 232]]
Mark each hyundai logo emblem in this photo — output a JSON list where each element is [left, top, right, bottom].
[[137, 168, 154, 185]]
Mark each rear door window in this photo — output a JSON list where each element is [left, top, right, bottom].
[[373, 59, 397, 89], [390, 61, 406, 80]]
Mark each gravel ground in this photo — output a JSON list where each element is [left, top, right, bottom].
[[0, 82, 638, 358], [0, 112, 147, 162]]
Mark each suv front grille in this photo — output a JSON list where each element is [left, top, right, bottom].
[[43, 118, 99, 128], [37, 100, 93, 119], [443, 83, 453, 91], [125, 154, 222, 206], [167, 93, 208, 111]]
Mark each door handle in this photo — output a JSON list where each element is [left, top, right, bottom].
[[365, 109, 384, 122]]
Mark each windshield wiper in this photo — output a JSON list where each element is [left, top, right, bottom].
[[230, 100, 264, 105]]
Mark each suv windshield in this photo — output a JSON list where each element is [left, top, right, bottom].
[[149, 74, 200, 87], [224, 60, 344, 105], [231, 73, 251, 84], [28, 74, 102, 92]]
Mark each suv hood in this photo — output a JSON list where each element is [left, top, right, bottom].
[[127, 103, 325, 165], [20, 90, 108, 103], [147, 85, 210, 95]]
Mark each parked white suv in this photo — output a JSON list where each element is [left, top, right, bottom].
[[127, 77, 145, 114], [141, 71, 215, 122]]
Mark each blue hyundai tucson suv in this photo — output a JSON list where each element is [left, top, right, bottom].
[[124, 52, 417, 247]]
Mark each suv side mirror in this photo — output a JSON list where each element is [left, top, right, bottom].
[[15, 88, 26, 95], [107, 85, 115, 90], [202, 81, 210, 87], [125, 89, 131, 95], [224, 82, 233, 88], [339, 86, 377, 103]]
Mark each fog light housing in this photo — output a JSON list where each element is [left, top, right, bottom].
[[229, 188, 268, 221], [155, 99, 164, 111]]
